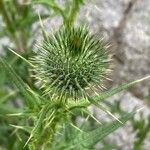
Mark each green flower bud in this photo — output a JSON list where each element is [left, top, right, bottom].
[[31, 26, 110, 101]]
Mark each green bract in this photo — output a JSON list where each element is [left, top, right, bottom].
[[31, 26, 109, 101]]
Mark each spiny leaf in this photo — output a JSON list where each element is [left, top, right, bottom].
[[68, 76, 150, 108], [0, 58, 39, 109], [24, 105, 49, 147], [0, 91, 17, 104], [7, 111, 35, 118], [92, 76, 150, 102], [0, 104, 21, 115], [65, 111, 135, 149], [10, 124, 32, 134], [8, 48, 34, 67], [88, 97, 123, 124]]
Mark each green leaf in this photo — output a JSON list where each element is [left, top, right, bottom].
[[65, 112, 135, 149], [31, 0, 64, 13], [68, 76, 150, 108], [0, 91, 17, 104], [0, 58, 39, 109], [31, 0, 66, 21], [18, 14, 50, 28], [0, 104, 21, 115], [24, 105, 49, 147], [10, 124, 32, 134]]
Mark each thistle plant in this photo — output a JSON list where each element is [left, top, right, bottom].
[[0, 1, 150, 150], [1, 23, 150, 149], [31, 26, 109, 102]]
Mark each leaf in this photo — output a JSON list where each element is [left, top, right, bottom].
[[31, 0, 66, 20], [8, 48, 34, 66], [18, 14, 50, 28], [24, 105, 49, 147], [0, 104, 21, 115], [0, 58, 39, 109], [31, 0, 63, 12], [65, 112, 135, 149], [7, 110, 35, 118], [68, 76, 150, 108], [10, 124, 32, 134], [0, 91, 17, 104]]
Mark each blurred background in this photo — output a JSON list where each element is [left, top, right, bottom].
[[0, 0, 150, 149]]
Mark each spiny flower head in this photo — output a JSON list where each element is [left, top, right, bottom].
[[31, 26, 110, 101]]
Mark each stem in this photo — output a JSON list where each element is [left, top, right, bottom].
[[33, 103, 67, 150], [36, 110, 57, 149], [0, 0, 29, 53], [0, 0, 15, 33], [65, 0, 83, 27]]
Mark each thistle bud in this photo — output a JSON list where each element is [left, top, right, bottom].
[[31, 26, 109, 101]]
